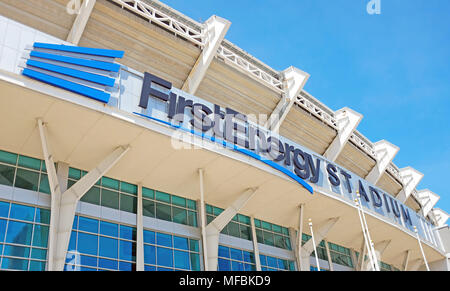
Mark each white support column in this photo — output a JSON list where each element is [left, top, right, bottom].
[[66, 0, 97, 45], [198, 169, 209, 271], [297, 204, 304, 270], [357, 239, 367, 271], [416, 189, 440, 217], [324, 240, 334, 271], [365, 140, 399, 185], [251, 216, 262, 271], [266, 67, 309, 132], [182, 16, 230, 94], [323, 108, 363, 162], [299, 217, 340, 271], [350, 249, 358, 271], [396, 167, 424, 203], [38, 119, 130, 270], [431, 208, 450, 227], [205, 188, 259, 271], [402, 250, 411, 271], [136, 183, 144, 271], [409, 259, 423, 271], [362, 240, 391, 271]]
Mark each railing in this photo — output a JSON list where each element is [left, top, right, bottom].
[[294, 92, 338, 129], [216, 45, 284, 92], [109, 0, 204, 47], [349, 131, 377, 159], [386, 163, 403, 183]]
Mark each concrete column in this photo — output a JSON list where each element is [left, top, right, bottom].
[[350, 249, 358, 271], [396, 167, 423, 203], [266, 67, 309, 132], [67, 0, 97, 45], [299, 217, 340, 271], [324, 240, 334, 271], [182, 16, 230, 94], [362, 240, 390, 271], [409, 259, 423, 271], [136, 184, 144, 271], [198, 169, 209, 271], [205, 188, 259, 271], [250, 216, 262, 271], [365, 140, 399, 185], [416, 190, 440, 217], [323, 108, 363, 162], [402, 250, 411, 271]]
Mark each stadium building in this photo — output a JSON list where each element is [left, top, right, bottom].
[[0, 0, 449, 271]]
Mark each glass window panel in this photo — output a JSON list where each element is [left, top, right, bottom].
[[231, 260, 244, 271], [31, 248, 47, 260], [38, 174, 50, 194], [255, 229, 263, 244], [77, 232, 98, 256], [259, 255, 267, 266], [68, 168, 81, 180], [0, 219, 7, 241], [274, 234, 285, 249], [119, 240, 135, 261], [173, 236, 188, 250], [218, 258, 231, 271], [238, 214, 250, 225], [142, 187, 154, 199], [174, 250, 190, 270], [187, 199, 196, 210], [232, 215, 238, 222], [157, 267, 173, 271], [119, 225, 136, 241], [155, 191, 170, 203], [156, 232, 172, 247], [190, 253, 200, 271], [29, 260, 46, 271], [32, 225, 49, 248], [155, 203, 171, 221], [218, 246, 230, 258], [1, 257, 28, 271], [0, 164, 15, 187], [119, 261, 135, 271], [244, 263, 256, 271], [261, 221, 272, 231], [272, 224, 282, 234], [263, 231, 274, 246], [101, 177, 119, 190], [143, 199, 155, 218], [205, 204, 213, 214], [227, 222, 240, 238], [144, 244, 156, 265], [277, 259, 288, 270], [230, 248, 243, 261], [120, 194, 137, 213], [68, 231, 76, 251], [80, 186, 100, 205], [281, 227, 290, 236], [6, 221, 33, 245], [189, 239, 199, 252], [156, 247, 173, 267], [143, 230, 155, 244], [144, 265, 156, 271], [243, 251, 254, 263], [267, 256, 278, 268], [101, 189, 119, 210], [18, 155, 41, 170], [213, 207, 223, 216], [80, 266, 96, 271], [99, 221, 118, 237], [78, 216, 99, 233], [99, 236, 118, 259], [4, 244, 30, 258], [239, 225, 251, 240], [187, 210, 197, 227], [120, 182, 137, 195], [0, 201, 9, 218], [80, 255, 97, 267], [10, 203, 35, 222], [254, 219, 261, 228], [15, 169, 40, 192], [0, 150, 17, 165], [172, 196, 186, 207], [289, 261, 296, 271], [172, 207, 187, 225], [35, 208, 50, 225], [99, 258, 118, 270], [206, 215, 214, 225]]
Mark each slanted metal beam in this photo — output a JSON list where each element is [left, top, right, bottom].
[[396, 167, 423, 203], [365, 140, 399, 185], [323, 108, 362, 162], [205, 188, 259, 271], [299, 217, 340, 271], [402, 250, 411, 271], [251, 217, 262, 271], [266, 67, 309, 132], [67, 0, 97, 45], [182, 16, 230, 94]]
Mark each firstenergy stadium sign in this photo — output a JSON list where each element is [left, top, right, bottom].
[[135, 72, 421, 232]]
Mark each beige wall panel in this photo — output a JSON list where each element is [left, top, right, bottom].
[[377, 172, 403, 196], [336, 143, 376, 178], [0, 0, 75, 40]]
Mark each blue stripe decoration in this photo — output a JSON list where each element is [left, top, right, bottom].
[[30, 51, 121, 72], [22, 42, 124, 104], [133, 111, 314, 194], [26, 60, 116, 87], [23, 68, 111, 103], [34, 43, 125, 58]]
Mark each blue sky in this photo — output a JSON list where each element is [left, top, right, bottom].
[[161, 0, 450, 213]]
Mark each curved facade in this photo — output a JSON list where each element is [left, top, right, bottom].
[[0, 0, 448, 271]]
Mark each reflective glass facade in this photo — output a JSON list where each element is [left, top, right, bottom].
[[218, 245, 256, 271]]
